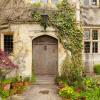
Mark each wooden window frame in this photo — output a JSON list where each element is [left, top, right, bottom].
[[4, 34, 13, 54], [83, 29, 99, 54], [0, 32, 14, 54]]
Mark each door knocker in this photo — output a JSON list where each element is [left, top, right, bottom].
[[44, 45, 47, 50]]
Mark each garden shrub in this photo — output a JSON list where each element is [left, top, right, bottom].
[[61, 57, 83, 85], [55, 75, 68, 85], [83, 77, 98, 89], [59, 85, 74, 99], [0, 88, 10, 99], [0, 49, 18, 79], [58, 76, 100, 100], [93, 64, 100, 75], [80, 87, 100, 100]]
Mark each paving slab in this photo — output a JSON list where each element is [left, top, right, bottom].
[[7, 76, 62, 100], [22, 85, 62, 100]]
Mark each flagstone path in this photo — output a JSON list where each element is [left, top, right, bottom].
[[7, 76, 62, 100]]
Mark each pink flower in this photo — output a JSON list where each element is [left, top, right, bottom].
[[0, 49, 18, 69]]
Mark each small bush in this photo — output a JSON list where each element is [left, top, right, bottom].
[[55, 75, 68, 85], [58, 85, 74, 99], [61, 58, 83, 85], [32, 2, 41, 8], [93, 64, 100, 75], [0, 88, 10, 99]]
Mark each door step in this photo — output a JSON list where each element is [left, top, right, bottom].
[[35, 75, 55, 85]]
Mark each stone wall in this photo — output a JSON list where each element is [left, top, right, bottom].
[[5, 23, 67, 77]]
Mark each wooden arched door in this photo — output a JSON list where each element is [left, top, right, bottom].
[[32, 35, 58, 75]]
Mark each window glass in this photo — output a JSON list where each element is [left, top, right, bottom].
[[92, 42, 98, 53], [4, 35, 13, 54], [84, 29, 99, 54], [84, 30, 90, 40], [84, 42, 90, 53], [92, 30, 98, 40], [91, 0, 97, 5]]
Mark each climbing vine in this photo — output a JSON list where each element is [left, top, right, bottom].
[[32, 0, 83, 75]]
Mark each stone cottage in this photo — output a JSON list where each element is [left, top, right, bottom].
[[0, 0, 100, 77]]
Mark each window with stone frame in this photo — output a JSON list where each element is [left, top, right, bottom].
[[4, 35, 13, 54], [84, 29, 98, 53]]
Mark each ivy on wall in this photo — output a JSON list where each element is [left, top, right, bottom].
[[32, 0, 83, 73]]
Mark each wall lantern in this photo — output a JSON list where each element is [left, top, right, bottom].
[[41, 14, 48, 31]]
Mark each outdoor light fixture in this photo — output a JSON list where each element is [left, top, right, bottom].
[[41, 14, 48, 31]]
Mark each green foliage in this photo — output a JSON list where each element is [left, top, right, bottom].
[[32, 11, 41, 22], [0, 88, 9, 98], [58, 76, 100, 100], [32, 2, 41, 8], [80, 87, 100, 100], [30, 74, 36, 83], [23, 77, 30, 82], [61, 58, 83, 85], [83, 77, 97, 89], [51, 0, 83, 68], [93, 64, 100, 75], [1, 78, 12, 84], [59, 85, 74, 99], [55, 75, 68, 85]]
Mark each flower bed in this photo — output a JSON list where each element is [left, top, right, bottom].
[[56, 76, 100, 100], [0, 76, 32, 99]]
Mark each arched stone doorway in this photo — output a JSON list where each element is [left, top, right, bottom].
[[32, 35, 58, 75]]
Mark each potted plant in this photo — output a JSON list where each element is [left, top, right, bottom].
[[16, 85, 26, 94], [23, 77, 30, 86], [1, 78, 12, 91]]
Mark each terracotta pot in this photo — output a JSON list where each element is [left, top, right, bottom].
[[80, 97, 86, 100], [12, 82, 23, 88], [16, 90, 23, 94], [16, 82, 23, 86], [2, 84, 10, 90], [62, 98, 67, 100], [23, 82, 29, 86]]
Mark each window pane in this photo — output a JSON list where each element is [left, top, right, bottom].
[[92, 42, 98, 53], [4, 35, 13, 54], [84, 42, 90, 53], [84, 30, 90, 40], [92, 30, 98, 40]]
